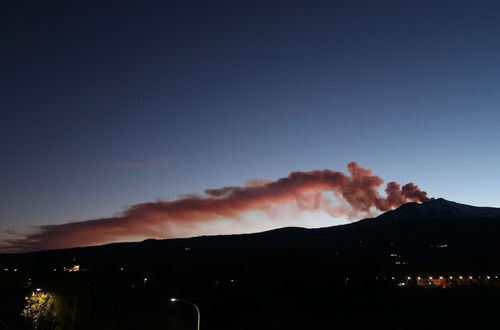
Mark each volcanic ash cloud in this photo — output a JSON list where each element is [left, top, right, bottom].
[[1, 162, 430, 252]]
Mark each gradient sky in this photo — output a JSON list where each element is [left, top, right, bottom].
[[1, 0, 500, 247]]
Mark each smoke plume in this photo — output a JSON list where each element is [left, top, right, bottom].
[[1, 162, 430, 252]]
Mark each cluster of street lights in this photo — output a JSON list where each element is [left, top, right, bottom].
[[380, 275, 500, 281], [408, 275, 499, 281], [381, 275, 500, 288]]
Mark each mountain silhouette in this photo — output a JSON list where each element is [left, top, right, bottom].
[[2, 198, 500, 275]]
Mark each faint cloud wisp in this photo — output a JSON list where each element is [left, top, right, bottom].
[[92, 159, 168, 169]]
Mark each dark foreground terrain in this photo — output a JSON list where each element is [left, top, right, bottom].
[[4, 283, 500, 330], [2, 199, 500, 329]]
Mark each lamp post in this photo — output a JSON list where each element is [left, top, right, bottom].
[[170, 298, 200, 330], [71, 296, 78, 330]]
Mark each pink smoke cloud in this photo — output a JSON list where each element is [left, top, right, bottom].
[[1, 162, 430, 252]]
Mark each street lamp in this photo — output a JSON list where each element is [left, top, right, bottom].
[[170, 297, 200, 330]]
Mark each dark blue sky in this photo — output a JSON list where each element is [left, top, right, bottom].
[[2, 0, 500, 241]]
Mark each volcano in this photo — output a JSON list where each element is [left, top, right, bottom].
[[2, 198, 500, 272]]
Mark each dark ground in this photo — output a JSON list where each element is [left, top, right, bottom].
[[3, 280, 500, 330]]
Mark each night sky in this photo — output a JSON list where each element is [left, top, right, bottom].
[[2, 0, 500, 251]]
